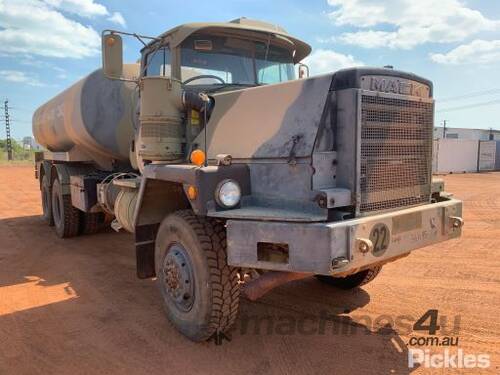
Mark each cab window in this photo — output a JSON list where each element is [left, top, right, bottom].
[[145, 47, 171, 76], [257, 62, 295, 84], [256, 43, 295, 84], [180, 35, 296, 85]]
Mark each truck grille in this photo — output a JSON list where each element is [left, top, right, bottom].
[[360, 94, 433, 213]]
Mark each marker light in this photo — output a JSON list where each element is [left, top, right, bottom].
[[106, 36, 116, 46], [187, 185, 197, 200], [190, 149, 206, 166]]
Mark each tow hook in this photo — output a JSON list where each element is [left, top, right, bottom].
[[331, 257, 349, 270], [356, 238, 374, 254], [450, 216, 464, 229]]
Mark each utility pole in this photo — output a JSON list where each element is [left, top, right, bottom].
[[442, 120, 447, 139], [3, 99, 13, 161]]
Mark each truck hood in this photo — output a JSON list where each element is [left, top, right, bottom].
[[196, 74, 333, 160]]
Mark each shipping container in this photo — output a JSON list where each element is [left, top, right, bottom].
[[434, 139, 479, 173], [478, 141, 497, 171], [496, 141, 500, 170]]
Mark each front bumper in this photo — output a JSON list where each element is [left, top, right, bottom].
[[227, 196, 462, 276]]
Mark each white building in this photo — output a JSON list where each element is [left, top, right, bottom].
[[434, 127, 500, 141], [22, 136, 42, 150]]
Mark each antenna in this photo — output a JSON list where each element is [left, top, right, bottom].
[[3, 99, 13, 161], [204, 99, 208, 167]]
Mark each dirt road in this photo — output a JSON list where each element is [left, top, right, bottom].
[[0, 165, 498, 374]]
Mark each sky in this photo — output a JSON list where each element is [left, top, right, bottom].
[[0, 0, 499, 139]]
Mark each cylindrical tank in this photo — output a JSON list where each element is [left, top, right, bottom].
[[33, 64, 139, 169], [114, 188, 138, 233]]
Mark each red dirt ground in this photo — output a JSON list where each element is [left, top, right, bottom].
[[0, 165, 498, 374]]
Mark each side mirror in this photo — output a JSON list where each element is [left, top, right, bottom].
[[298, 63, 310, 79], [102, 33, 123, 79]]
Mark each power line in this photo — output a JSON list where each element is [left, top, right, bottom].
[[436, 99, 500, 113], [437, 88, 500, 102], [8, 106, 34, 111], [0, 118, 31, 124]]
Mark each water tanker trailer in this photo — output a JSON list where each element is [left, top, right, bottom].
[[33, 18, 463, 342]]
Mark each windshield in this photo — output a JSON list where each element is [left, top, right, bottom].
[[180, 34, 296, 86]]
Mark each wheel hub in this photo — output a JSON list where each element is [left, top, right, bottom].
[[162, 243, 195, 312]]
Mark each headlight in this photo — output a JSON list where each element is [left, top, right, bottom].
[[216, 179, 241, 208]]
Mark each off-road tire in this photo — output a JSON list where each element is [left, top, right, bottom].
[[80, 212, 104, 235], [51, 178, 80, 238], [316, 266, 382, 290], [155, 210, 240, 342], [41, 174, 54, 226]]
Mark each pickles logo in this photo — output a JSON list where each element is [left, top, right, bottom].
[[407, 310, 490, 369], [409, 349, 490, 369]]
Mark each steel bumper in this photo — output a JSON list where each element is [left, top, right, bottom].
[[227, 197, 463, 276]]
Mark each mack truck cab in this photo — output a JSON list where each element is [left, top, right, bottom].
[[33, 18, 463, 342]]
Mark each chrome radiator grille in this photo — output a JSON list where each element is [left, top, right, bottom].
[[359, 94, 433, 213]]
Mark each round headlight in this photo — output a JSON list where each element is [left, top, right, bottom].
[[216, 180, 241, 208]]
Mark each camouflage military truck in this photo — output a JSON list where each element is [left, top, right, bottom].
[[33, 18, 463, 342]]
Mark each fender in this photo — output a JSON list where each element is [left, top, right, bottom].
[[133, 163, 250, 278]]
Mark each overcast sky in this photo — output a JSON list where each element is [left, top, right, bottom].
[[0, 0, 499, 139]]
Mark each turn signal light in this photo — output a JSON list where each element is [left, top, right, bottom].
[[187, 185, 197, 200], [190, 149, 206, 166]]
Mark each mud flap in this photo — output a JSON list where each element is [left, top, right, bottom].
[[135, 224, 159, 278]]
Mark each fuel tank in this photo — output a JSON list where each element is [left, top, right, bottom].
[[32, 64, 139, 169]]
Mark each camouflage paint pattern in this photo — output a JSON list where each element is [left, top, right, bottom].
[[193, 74, 332, 160], [33, 64, 139, 170]]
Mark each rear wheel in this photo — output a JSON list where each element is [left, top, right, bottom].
[[316, 266, 382, 290], [155, 210, 240, 342], [51, 178, 80, 238], [41, 174, 54, 226]]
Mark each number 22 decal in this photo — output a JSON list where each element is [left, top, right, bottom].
[[369, 223, 390, 256]]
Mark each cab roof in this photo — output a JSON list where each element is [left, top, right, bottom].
[[148, 17, 312, 63]]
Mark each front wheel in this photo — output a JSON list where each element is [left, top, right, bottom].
[[155, 210, 240, 342], [316, 266, 382, 290]]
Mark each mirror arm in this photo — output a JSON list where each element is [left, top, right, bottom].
[[102, 29, 161, 83], [102, 29, 160, 43], [298, 63, 310, 79], [133, 33, 148, 47]]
